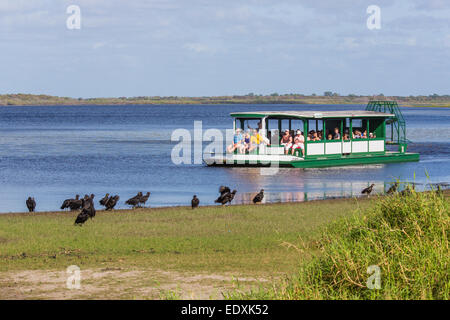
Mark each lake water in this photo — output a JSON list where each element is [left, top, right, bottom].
[[0, 104, 449, 213]]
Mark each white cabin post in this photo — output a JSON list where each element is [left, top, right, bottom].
[[260, 116, 267, 154]]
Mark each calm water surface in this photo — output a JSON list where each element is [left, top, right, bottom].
[[0, 104, 449, 213]]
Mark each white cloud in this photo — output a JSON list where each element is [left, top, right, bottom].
[[183, 42, 216, 53]]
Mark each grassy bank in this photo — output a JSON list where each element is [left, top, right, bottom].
[[1, 192, 448, 299], [229, 190, 449, 300], [0, 197, 373, 299], [1, 93, 450, 107]]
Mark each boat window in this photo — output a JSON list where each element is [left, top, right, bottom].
[[267, 119, 280, 145], [351, 119, 368, 139], [242, 119, 262, 132], [324, 119, 342, 141], [290, 119, 305, 137], [307, 119, 324, 141]]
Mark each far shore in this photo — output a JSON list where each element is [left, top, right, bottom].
[[1, 93, 449, 107]]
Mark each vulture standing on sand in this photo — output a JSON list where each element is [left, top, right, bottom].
[[191, 195, 199, 209], [252, 189, 264, 204], [386, 182, 398, 195], [99, 193, 110, 206], [361, 184, 375, 196], [26, 197, 36, 212], [138, 192, 151, 207], [105, 195, 120, 211], [219, 190, 237, 206], [215, 186, 231, 204]]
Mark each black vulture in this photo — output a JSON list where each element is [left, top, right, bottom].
[[99, 193, 110, 206], [26, 197, 36, 212], [386, 182, 398, 195], [191, 195, 199, 209], [252, 189, 264, 204], [80, 194, 96, 218], [361, 184, 375, 196], [219, 190, 237, 206], [219, 186, 231, 195], [400, 185, 415, 196], [69, 195, 82, 211], [215, 186, 231, 204], [61, 195, 78, 210], [74, 211, 90, 226], [125, 193, 141, 208], [105, 195, 120, 211], [139, 192, 151, 207]]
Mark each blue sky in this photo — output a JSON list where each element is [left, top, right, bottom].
[[0, 0, 449, 98]]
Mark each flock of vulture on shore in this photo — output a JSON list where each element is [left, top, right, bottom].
[[23, 182, 446, 226], [24, 187, 265, 226]]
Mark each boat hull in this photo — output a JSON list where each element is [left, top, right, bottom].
[[204, 152, 420, 168]]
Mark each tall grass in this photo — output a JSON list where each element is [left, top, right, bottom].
[[229, 190, 449, 299]]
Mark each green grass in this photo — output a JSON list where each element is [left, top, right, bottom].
[[0, 198, 373, 275], [2, 192, 448, 299], [227, 190, 449, 300]]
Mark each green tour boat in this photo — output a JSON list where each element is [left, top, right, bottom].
[[204, 101, 420, 168]]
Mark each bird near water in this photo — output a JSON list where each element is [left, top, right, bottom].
[[139, 192, 151, 207], [361, 184, 375, 197], [386, 182, 398, 195], [252, 189, 264, 204], [125, 192, 142, 208], [191, 195, 199, 209], [61, 195, 79, 210], [215, 186, 231, 204], [105, 195, 120, 211], [219, 190, 237, 206], [26, 197, 36, 212], [99, 193, 110, 206]]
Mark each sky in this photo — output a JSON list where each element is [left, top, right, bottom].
[[0, 0, 449, 98]]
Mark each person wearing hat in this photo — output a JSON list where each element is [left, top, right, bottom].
[[280, 129, 293, 155], [291, 130, 305, 157]]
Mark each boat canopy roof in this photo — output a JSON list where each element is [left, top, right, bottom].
[[230, 110, 395, 119]]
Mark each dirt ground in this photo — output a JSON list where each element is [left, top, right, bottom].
[[0, 268, 269, 300]]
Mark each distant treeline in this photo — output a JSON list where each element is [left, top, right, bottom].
[[1, 93, 449, 107]]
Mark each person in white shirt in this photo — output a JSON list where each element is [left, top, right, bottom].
[[291, 130, 305, 157]]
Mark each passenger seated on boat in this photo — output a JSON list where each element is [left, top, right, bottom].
[[227, 128, 244, 153], [369, 132, 376, 139], [307, 130, 320, 141], [333, 127, 341, 140], [318, 130, 323, 140], [343, 133, 350, 140], [242, 131, 252, 153], [312, 131, 320, 141], [248, 130, 260, 152], [291, 130, 305, 156], [327, 133, 333, 140], [353, 130, 362, 139], [362, 130, 368, 139], [280, 129, 293, 155]]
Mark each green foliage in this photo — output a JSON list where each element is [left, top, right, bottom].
[[229, 191, 449, 300]]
